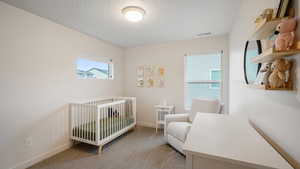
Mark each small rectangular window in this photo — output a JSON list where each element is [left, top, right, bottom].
[[76, 58, 113, 79]]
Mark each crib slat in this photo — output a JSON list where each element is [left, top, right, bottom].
[[87, 105, 89, 141], [78, 104, 80, 139], [112, 105, 114, 135], [71, 104, 74, 138], [124, 101, 127, 125], [102, 107, 104, 140], [107, 106, 109, 137], [118, 104, 120, 131], [82, 105, 87, 139], [82, 105, 85, 140], [120, 103, 123, 129], [100, 107, 103, 140], [130, 100, 132, 120], [103, 107, 105, 138], [79, 104, 81, 140], [80, 104, 82, 138], [110, 105, 112, 137], [105, 107, 107, 138], [80, 105, 82, 140], [120, 103, 122, 129], [122, 103, 124, 128], [74, 104, 76, 139], [76, 104, 79, 139], [96, 106, 99, 144], [99, 107, 101, 141], [91, 106, 93, 141], [125, 101, 127, 125], [108, 106, 110, 137], [93, 107, 95, 141], [111, 105, 113, 135], [114, 105, 116, 133], [82, 105, 84, 140], [124, 103, 126, 127], [113, 105, 117, 133], [95, 105, 97, 141], [90, 106, 92, 141], [88, 106, 90, 141], [112, 105, 115, 134], [86, 105, 88, 140], [85, 105, 88, 141], [115, 104, 117, 132]]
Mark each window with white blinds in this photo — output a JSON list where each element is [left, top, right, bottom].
[[184, 52, 222, 109]]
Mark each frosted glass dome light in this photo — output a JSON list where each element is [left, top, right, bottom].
[[122, 6, 145, 22]]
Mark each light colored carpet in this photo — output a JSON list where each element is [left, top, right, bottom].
[[28, 126, 185, 169]]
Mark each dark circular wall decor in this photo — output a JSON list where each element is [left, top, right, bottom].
[[243, 40, 262, 84]]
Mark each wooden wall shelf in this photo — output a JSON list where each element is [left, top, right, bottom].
[[251, 47, 300, 63], [246, 84, 266, 89], [245, 84, 293, 91], [249, 18, 282, 40]]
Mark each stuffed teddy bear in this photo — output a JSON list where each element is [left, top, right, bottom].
[[255, 9, 274, 27], [259, 63, 272, 86], [275, 18, 297, 51], [268, 58, 291, 88]]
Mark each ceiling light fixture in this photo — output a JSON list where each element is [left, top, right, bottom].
[[122, 6, 145, 22], [197, 32, 212, 37]]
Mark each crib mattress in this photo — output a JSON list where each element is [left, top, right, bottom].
[[72, 116, 134, 141]]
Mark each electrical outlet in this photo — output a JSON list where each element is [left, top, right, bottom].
[[24, 137, 32, 147]]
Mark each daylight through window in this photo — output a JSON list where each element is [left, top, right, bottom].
[[184, 53, 222, 109], [76, 58, 113, 79]]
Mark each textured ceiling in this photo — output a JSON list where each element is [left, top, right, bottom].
[[1, 0, 241, 47]]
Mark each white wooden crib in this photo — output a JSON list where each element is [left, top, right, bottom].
[[70, 97, 136, 154]]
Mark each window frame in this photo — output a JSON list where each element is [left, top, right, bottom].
[[183, 52, 223, 110], [209, 69, 221, 89], [76, 57, 114, 80]]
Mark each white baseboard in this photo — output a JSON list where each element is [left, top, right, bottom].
[[137, 121, 156, 128], [11, 142, 72, 169]]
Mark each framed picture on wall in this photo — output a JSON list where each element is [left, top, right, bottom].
[[136, 66, 144, 87]]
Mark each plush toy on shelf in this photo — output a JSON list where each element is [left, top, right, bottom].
[[268, 58, 292, 89], [259, 63, 272, 86], [274, 17, 297, 51], [254, 9, 274, 28]]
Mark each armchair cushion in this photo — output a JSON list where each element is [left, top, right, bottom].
[[164, 114, 189, 137], [189, 99, 221, 121], [165, 114, 189, 123], [167, 122, 191, 142]]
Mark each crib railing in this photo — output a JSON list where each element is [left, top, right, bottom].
[[70, 97, 136, 146]]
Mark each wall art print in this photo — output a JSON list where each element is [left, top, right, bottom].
[[136, 65, 165, 88]]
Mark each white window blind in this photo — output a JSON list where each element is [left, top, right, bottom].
[[184, 52, 222, 109]]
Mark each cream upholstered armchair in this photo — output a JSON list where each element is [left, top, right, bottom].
[[164, 99, 223, 154]]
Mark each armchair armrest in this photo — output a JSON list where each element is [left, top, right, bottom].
[[164, 114, 189, 137]]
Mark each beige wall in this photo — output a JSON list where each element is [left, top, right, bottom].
[[229, 0, 300, 165], [124, 35, 229, 127], [0, 2, 124, 169]]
